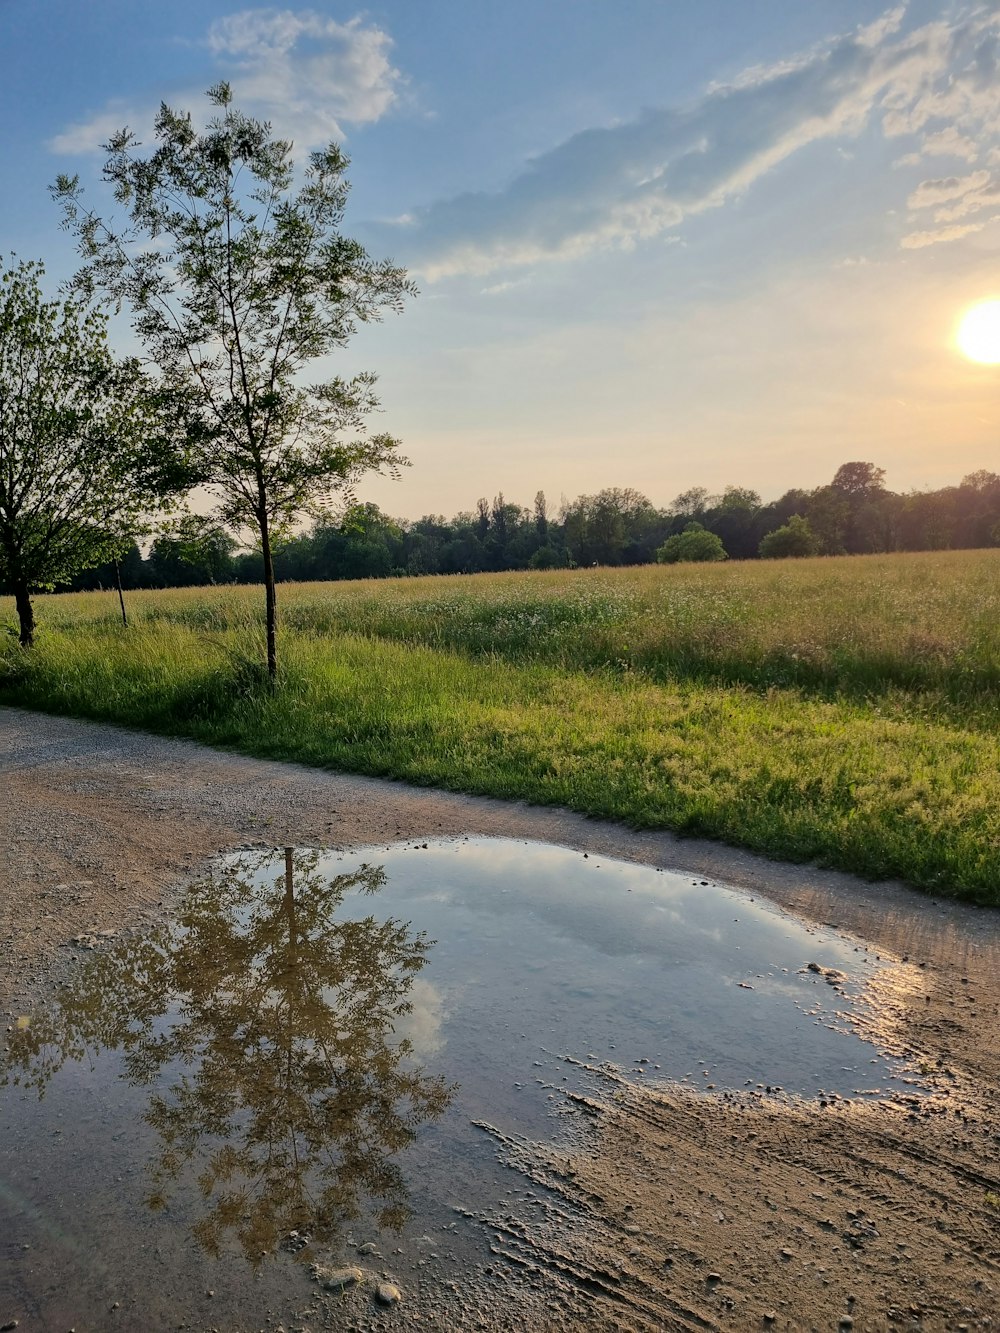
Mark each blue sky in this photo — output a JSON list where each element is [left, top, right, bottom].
[[3, 0, 999, 517]]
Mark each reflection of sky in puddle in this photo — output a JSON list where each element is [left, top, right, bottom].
[[0, 837, 914, 1331], [285, 837, 907, 1102]]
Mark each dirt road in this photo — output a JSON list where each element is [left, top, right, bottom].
[[2, 706, 999, 1330]]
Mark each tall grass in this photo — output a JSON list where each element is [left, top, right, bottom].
[[24, 550, 999, 711], [2, 550, 998, 902]]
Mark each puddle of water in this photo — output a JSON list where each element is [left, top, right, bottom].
[[0, 838, 913, 1330]]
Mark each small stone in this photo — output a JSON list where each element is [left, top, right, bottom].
[[357, 1242, 378, 1255], [311, 1265, 364, 1291], [374, 1282, 402, 1306]]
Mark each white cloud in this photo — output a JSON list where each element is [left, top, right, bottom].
[[880, 11, 1000, 142], [899, 221, 985, 248], [894, 126, 981, 169], [48, 8, 403, 156], [933, 178, 1000, 222], [905, 168, 1000, 229], [920, 125, 979, 161], [50, 102, 141, 156], [393, 5, 1000, 280], [907, 170, 991, 209], [206, 10, 402, 143]]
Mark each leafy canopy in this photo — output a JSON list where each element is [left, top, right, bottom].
[[656, 521, 728, 564], [53, 84, 415, 678], [53, 83, 414, 545], [0, 257, 173, 610], [759, 513, 821, 559]]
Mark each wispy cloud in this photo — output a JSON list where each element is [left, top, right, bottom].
[[50, 102, 140, 156], [932, 178, 1000, 223], [907, 170, 991, 209], [899, 221, 985, 249], [920, 125, 980, 161], [48, 8, 403, 155], [479, 277, 529, 297], [903, 160, 1000, 237], [393, 6, 1000, 280]]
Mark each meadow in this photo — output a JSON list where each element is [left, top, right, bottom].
[[2, 549, 998, 903]]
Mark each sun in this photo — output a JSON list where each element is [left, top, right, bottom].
[[956, 299, 1000, 364]]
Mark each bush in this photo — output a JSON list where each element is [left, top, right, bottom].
[[530, 545, 563, 570], [656, 522, 727, 564], [759, 514, 820, 559]]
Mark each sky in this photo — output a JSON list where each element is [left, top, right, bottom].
[[2, 0, 999, 519]]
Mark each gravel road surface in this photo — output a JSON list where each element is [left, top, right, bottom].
[[2, 705, 999, 1330]]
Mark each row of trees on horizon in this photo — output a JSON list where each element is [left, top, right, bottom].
[[66, 461, 1000, 592]]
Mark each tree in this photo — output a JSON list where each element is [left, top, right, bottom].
[[956, 471, 1000, 548], [328, 501, 402, 579], [715, 486, 762, 512], [54, 84, 413, 679], [534, 490, 549, 542], [706, 485, 765, 560], [148, 513, 237, 587], [827, 461, 890, 553], [758, 514, 820, 558], [656, 521, 727, 564], [898, 490, 956, 551], [0, 258, 174, 646], [475, 497, 490, 543], [70, 541, 147, 593], [669, 486, 712, 519], [561, 488, 657, 565], [803, 485, 851, 554], [529, 544, 562, 569], [830, 461, 886, 498]]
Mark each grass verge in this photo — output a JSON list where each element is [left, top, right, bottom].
[[1, 588, 998, 904]]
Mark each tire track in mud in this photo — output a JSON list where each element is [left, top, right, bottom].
[[468, 1068, 1000, 1330], [463, 1117, 722, 1332]]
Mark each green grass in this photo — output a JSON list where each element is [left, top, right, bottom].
[[2, 550, 999, 903]]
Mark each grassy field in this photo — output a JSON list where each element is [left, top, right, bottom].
[[2, 549, 998, 902]]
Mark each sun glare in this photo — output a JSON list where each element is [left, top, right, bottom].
[[956, 299, 1000, 365]]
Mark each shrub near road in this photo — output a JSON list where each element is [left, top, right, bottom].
[[2, 549, 998, 902]]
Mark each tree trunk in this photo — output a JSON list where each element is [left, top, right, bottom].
[[258, 501, 277, 681], [115, 560, 128, 628], [13, 579, 34, 648]]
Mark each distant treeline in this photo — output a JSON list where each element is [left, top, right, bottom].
[[61, 461, 1000, 591]]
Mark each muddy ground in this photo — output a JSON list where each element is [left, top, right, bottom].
[[2, 706, 998, 1331]]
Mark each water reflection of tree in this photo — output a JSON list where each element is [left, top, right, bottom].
[[3, 850, 452, 1263]]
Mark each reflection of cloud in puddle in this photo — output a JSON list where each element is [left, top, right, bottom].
[[389, 839, 806, 967], [393, 976, 447, 1058], [312, 838, 911, 1098]]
